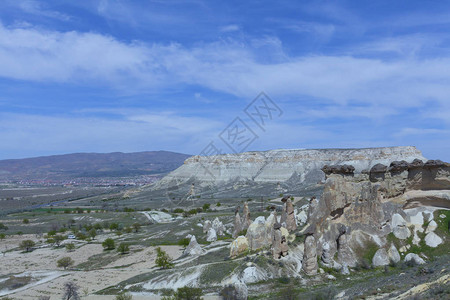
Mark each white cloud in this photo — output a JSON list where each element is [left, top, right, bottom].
[[11, 0, 72, 21], [220, 24, 240, 32], [1, 22, 450, 123]]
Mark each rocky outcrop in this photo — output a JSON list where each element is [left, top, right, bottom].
[[404, 253, 425, 265], [206, 228, 217, 242], [284, 198, 297, 232], [183, 235, 203, 256], [233, 210, 243, 238], [242, 203, 251, 230], [303, 158, 449, 269], [246, 216, 267, 250], [203, 220, 212, 233], [272, 223, 288, 259], [372, 249, 389, 267], [212, 218, 225, 236], [424, 232, 443, 247], [388, 244, 401, 264], [302, 235, 318, 275], [151, 147, 425, 198], [230, 236, 249, 257]]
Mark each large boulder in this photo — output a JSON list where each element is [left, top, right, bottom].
[[424, 232, 443, 248], [388, 244, 401, 264], [372, 248, 389, 267], [246, 216, 268, 250], [425, 220, 438, 234], [230, 236, 249, 258], [337, 234, 358, 267], [404, 253, 425, 265], [302, 235, 318, 275], [391, 213, 411, 240], [241, 266, 265, 283], [183, 235, 203, 256]]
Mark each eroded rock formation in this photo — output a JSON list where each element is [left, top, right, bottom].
[[302, 159, 449, 269]]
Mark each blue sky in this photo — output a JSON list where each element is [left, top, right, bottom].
[[0, 0, 449, 160]]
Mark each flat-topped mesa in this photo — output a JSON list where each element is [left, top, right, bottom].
[[152, 146, 426, 198]]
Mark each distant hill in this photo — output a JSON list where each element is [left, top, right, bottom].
[[0, 151, 191, 181]]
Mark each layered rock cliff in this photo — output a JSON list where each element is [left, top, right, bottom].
[[151, 146, 425, 198]]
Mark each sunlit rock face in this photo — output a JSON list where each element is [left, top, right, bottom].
[[151, 146, 425, 198], [304, 158, 449, 268]]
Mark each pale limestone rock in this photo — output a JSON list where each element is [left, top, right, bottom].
[[203, 220, 212, 233], [372, 248, 389, 267], [341, 264, 350, 275], [246, 216, 268, 250], [425, 220, 438, 233], [424, 232, 443, 248], [212, 217, 225, 236], [296, 209, 308, 226], [183, 235, 203, 256], [337, 234, 358, 268], [302, 235, 318, 275], [234, 282, 248, 300], [391, 213, 411, 240], [242, 266, 265, 283], [321, 242, 332, 266], [206, 227, 217, 242], [404, 253, 425, 265], [399, 246, 407, 253], [242, 203, 251, 230], [265, 211, 277, 244], [388, 244, 400, 264], [326, 274, 337, 280], [230, 236, 249, 257]]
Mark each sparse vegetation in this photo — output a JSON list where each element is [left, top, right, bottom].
[[62, 281, 80, 300], [57, 257, 75, 270], [66, 243, 75, 252], [117, 243, 130, 254], [19, 239, 35, 252], [102, 238, 115, 250], [115, 292, 133, 300], [155, 247, 174, 269]]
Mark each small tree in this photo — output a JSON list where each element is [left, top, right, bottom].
[[155, 247, 174, 269], [132, 223, 141, 233], [124, 227, 133, 233], [202, 203, 210, 211], [19, 240, 35, 252], [57, 257, 74, 270], [116, 292, 133, 300], [54, 235, 65, 247], [63, 281, 80, 300], [89, 228, 97, 240], [110, 223, 119, 231], [66, 243, 75, 252], [0, 233, 5, 240], [102, 238, 115, 250], [117, 243, 130, 254], [23, 218, 30, 224]]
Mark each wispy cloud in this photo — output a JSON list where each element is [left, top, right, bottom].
[[10, 0, 71, 21]]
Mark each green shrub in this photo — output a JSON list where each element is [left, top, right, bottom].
[[116, 292, 133, 300], [155, 247, 174, 269], [102, 238, 115, 250], [178, 238, 190, 248], [173, 208, 184, 213], [202, 203, 210, 211], [117, 243, 130, 254], [22, 218, 29, 224], [57, 257, 74, 269]]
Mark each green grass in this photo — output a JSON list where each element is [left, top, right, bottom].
[[199, 261, 239, 285]]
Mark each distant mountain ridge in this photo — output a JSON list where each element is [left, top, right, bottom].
[[0, 151, 191, 181]]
